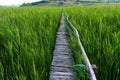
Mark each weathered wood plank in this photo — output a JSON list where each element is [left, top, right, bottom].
[[49, 13, 76, 80]]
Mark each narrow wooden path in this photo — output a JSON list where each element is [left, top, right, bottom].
[[49, 13, 76, 80]]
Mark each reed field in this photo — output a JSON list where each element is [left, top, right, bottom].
[[0, 5, 120, 80], [65, 5, 120, 80], [0, 7, 61, 80]]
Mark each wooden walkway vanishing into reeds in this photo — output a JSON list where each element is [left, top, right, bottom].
[[49, 13, 77, 80], [49, 12, 97, 80]]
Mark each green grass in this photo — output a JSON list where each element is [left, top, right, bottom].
[[65, 5, 120, 80], [0, 5, 120, 80], [0, 7, 62, 80], [65, 19, 90, 80]]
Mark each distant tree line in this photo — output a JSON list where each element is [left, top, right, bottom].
[[21, 0, 49, 6], [21, 0, 120, 6]]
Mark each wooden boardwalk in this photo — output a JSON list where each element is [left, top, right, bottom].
[[49, 13, 76, 80]]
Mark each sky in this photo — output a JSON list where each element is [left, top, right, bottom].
[[0, 0, 40, 6]]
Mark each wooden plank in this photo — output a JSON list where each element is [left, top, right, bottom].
[[49, 13, 76, 80]]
